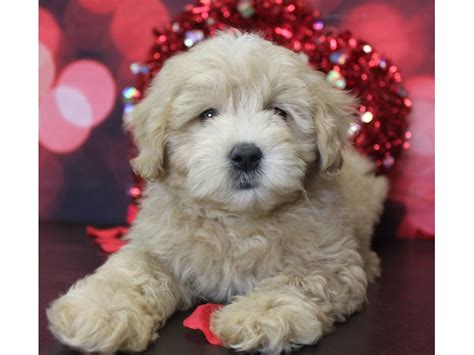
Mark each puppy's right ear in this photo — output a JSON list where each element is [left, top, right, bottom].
[[125, 60, 176, 181], [306, 71, 357, 179]]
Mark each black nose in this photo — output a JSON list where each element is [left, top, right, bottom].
[[230, 143, 263, 172]]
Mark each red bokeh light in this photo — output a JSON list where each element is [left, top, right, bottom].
[[404, 76, 434, 156], [405, 75, 435, 102], [341, 3, 428, 75], [110, 0, 170, 61], [39, 7, 61, 55], [126, 204, 138, 225], [390, 75, 434, 238]]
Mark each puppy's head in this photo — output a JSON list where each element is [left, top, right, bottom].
[[129, 32, 356, 212]]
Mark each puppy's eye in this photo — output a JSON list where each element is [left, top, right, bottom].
[[199, 108, 219, 121], [273, 107, 288, 120]]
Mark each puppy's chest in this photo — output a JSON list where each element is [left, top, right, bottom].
[[159, 220, 289, 302]]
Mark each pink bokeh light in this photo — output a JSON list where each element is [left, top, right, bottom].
[[39, 89, 92, 154], [57, 60, 116, 127], [55, 86, 93, 128], [39, 43, 55, 100]]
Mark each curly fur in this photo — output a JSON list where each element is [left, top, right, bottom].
[[47, 32, 388, 354]]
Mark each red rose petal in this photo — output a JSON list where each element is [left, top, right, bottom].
[[183, 304, 224, 346], [86, 225, 129, 253], [99, 238, 127, 253]]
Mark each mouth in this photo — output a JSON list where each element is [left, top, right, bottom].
[[237, 181, 256, 190], [232, 172, 259, 190]]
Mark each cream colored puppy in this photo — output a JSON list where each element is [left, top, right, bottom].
[[47, 32, 388, 354]]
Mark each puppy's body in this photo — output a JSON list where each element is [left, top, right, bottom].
[[133, 148, 386, 303], [47, 33, 388, 354]]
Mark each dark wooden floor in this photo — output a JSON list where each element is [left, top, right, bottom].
[[40, 222, 434, 355]]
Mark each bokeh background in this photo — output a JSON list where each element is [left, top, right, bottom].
[[39, 0, 434, 238]]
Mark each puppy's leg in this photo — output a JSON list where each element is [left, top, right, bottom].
[[354, 174, 388, 282], [341, 150, 388, 282], [211, 288, 329, 354], [47, 245, 190, 353], [211, 250, 367, 354], [360, 249, 381, 283]]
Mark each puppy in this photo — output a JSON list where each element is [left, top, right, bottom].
[[47, 32, 388, 354]]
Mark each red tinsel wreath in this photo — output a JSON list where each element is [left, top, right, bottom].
[[123, 0, 412, 174]]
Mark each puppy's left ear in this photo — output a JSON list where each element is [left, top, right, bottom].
[[307, 71, 357, 178], [125, 57, 180, 181]]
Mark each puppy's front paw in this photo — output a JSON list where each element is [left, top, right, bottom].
[[47, 289, 158, 353], [211, 290, 327, 354]]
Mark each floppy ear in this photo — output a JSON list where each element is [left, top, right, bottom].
[[307, 71, 357, 178], [125, 60, 177, 181]]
